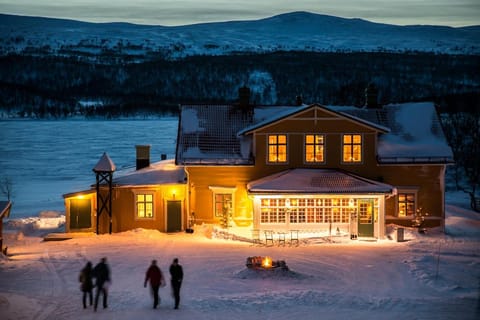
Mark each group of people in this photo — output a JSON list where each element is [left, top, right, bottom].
[[79, 257, 183, 311]]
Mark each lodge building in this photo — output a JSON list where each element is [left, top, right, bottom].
[[63, 85, 454, 239]]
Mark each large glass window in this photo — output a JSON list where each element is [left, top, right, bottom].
[[305, 134, 325, 163], [260, 198, 286, 223], [259, 197, 372, 225], [268, 134, 287, 163], [398, 193, 415, 217], [343, 134, 362, 163], [136, 193, 154, 218]]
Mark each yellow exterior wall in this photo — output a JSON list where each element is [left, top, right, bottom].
[[65, 183, 187, 234], [186, 167, 254, 227]]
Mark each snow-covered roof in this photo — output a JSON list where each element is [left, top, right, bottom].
[[247, 168, 394, 194], [112, 159, 186, 186], [93, 152, 116, 172], [328, 102, 454, 163], [176, 102, 454, 165]]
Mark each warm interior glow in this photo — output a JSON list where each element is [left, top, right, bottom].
[[75, 195, 85, 199], [262, 256, 272, 268]]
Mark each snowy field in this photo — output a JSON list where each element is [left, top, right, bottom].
[[0, 119, 479, 319], [0, 191, 479, 320]]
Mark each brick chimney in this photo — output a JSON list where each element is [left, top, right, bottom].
[[135, 145, 150, 170], [365, 83, 380, 108]]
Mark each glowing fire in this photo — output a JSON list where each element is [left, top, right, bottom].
[[261, 256, 272, 268]]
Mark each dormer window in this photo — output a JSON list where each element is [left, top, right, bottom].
[[268, 134, 287, 163], [305, 134, 325, 163], [342, 134, 362, 163]]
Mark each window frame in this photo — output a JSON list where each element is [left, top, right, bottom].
[[133, 190, 155, 220], [342, 133, 363, 164], [396, 189, 418, 218], [208, 186, 237, 218], [267, 134, 288, 164], [304, 133, 325, 164]]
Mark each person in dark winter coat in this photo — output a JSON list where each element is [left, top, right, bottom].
[[169, 258, 183, 309], [143, 260, 164, 309], [92, 257, 111, 312], [144, 260, 164, 309], [79, 261, 93, 309]]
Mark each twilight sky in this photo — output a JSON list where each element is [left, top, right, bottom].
[[0, 0, 479, 27]]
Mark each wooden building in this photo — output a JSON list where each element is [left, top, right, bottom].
[[64, 86, 453, 239]]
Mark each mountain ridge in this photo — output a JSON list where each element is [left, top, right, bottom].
[[1, 11, 479, 59]]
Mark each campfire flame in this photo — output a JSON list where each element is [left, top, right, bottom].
[[262, 256, 272, 268]]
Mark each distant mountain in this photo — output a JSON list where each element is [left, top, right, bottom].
[[1, 11, 479, 60]]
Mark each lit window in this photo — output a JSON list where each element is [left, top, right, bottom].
[[343, 134, 362, 163], [268, 134, 287, 163], [214, 193, 232, 217], [136, 193, 154, 218], [305, 134, 325, 163], [398, 193, 415, 217]]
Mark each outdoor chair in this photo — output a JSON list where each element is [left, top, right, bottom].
[[277, 232, 286, 246], [251, 229, 261, 245], [290, 230, 299, 246], [264, 230, 274, 246]]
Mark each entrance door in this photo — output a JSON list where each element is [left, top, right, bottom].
[[357, 199, 374, 237], [70, 199, 91, 229], [167, 200, 182, 232]]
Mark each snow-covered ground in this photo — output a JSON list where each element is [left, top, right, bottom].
[[0, 191, 479, 320]]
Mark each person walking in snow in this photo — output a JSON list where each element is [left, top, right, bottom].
[[92, 257, 111, 312], [169, 258, 183, 309], [144, 259, 164, 309], [79, 261, 93, 309]]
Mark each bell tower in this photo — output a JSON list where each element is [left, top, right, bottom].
[[93, 152, 116, 234]]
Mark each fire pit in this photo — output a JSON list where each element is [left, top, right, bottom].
[[246, 256, 288, 271]]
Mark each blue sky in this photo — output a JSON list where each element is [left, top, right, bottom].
[[0, 0, 479, 27]]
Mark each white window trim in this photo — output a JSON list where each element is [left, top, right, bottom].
[[209, 186, 237, 218], [132, 190, 156, 220]]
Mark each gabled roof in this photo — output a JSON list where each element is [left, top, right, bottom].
[[176, 102, 453, 165], [247, 169, 394, 194], [238, 103, 390, 136]]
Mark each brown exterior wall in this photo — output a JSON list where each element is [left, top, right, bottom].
[[186, 107, 447, 231]]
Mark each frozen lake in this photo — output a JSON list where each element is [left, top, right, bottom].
[[0, 118, 178, 218]]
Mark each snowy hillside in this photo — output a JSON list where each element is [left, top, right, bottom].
[[1, 11, 479, 59]]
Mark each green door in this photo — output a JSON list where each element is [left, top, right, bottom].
[[70, 199, 91, 229], [167, 200, 182, 232], [357, 199, 374, 237]]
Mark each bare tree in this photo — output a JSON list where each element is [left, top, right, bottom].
[[0, 176, 14, 201], [441, 112, 480, 211]]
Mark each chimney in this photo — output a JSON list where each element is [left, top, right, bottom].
[[238, 86, 250, 107], [365, 83, 379, 108], [135, 145, 150, 170], [295, 95, 303, 106]]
